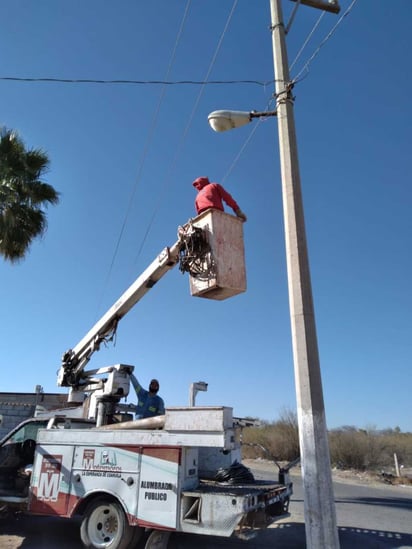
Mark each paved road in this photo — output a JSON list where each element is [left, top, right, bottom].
[[1, 465, 411, 548]]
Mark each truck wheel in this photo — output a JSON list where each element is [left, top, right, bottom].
[[144, 530, 170, 549], [80, 497, 141, 549]]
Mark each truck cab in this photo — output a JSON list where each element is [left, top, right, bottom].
[[0, 415, 94, 506]]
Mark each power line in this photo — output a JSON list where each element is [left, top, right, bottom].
[[292, 0, 358, 83], [95, 1, 193, 317], [221, 96, 277, 185], [289, 11, 325, 72], [215, 1, 358, 187], [222, 0, 359, 208], [131, 0, 240, 270], [0, 75, 273, 88], [221, 117, 264, 185]]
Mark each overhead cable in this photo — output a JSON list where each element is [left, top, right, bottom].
[[221, 116, 265, 185], [292, 0, 358, 83], [221, 95, 277, 185], [289, 11, 325, 72], [95, 1, 192, 317], [0, 75, 272, 88], [131, 0, 239, 270], [223, 0, 357, 183]]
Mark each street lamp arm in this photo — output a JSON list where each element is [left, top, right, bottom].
[[250, 110, 277, 120], [289, 0, 340, 14]]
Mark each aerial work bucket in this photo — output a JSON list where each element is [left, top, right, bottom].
[[189, 209, 246, 300]]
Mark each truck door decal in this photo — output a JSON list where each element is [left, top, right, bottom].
[[30, 453, 70, 516], [80, 448, 122, 478], [137, 447, 179, 529], [37, 455, 62, 501]]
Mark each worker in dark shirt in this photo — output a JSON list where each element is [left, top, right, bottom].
[[130, 375, 165, 419], [192, 176, 247, 221]]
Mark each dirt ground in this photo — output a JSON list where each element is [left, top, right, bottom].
[[244, 458, 412, 488]]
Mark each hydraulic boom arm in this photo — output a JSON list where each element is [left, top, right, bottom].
[[58, 222, 209, 389], [58, 242, 180, 388]]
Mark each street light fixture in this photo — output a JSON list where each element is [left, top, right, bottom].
[[189, 381, 208, 407], [208, 109, 277, 133], [208, 1, 341, 548]]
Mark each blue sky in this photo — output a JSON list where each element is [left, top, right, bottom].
[[1, 1, 411, 432]]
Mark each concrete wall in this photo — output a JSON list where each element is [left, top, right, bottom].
[[0, 392, 70, 439]]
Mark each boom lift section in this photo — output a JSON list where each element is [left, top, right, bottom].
[[58, 223, 208, 390]]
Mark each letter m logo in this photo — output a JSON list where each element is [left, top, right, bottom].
[[83, 449, 95, 470], [37, 455, 62, 502]]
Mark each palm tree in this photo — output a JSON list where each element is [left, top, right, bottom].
[[0, 127, 59, 262]]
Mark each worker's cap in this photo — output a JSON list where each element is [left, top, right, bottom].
[[149, 379, 160, 391], [192, 176, 209, 189]]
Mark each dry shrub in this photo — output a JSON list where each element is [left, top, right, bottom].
[[329, 428, 378, 470], [329, 427, 412, 472], [242, 409, 299, 462], [242, 414, 412, 475]]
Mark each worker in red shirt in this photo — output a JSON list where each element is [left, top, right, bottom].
[[192, 176, 247, 222]]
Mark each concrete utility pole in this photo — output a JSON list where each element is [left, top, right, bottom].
[[269, 0, 340, 547]]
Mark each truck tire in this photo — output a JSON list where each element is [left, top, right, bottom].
[[80, 497, 141, 549], [144, 530, 170, 549]]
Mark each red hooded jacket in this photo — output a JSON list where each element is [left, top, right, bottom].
[[193, 176, 239, 215]]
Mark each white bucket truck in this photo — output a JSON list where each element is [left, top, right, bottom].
[[0, 213, 294, 548]]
